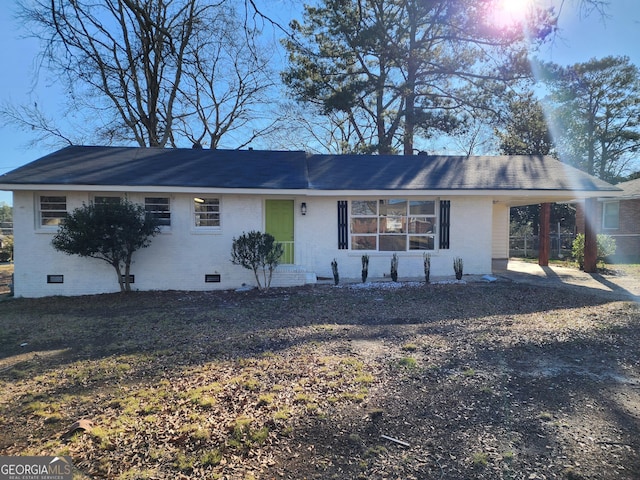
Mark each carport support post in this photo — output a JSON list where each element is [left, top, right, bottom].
[[538, 203, 550, 267], [583, 197, 598, 273]]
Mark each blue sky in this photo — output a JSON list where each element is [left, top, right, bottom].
[[0, 0, 638, 206]]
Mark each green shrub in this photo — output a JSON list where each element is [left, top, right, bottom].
[[231, 231, 283, 291], [331, 259, 339, 285], [453, 257, 463, 280], [423, 253, 431, 283], [51, 200, 160, 292], [390, 254, 398, 282], [571, 233, 617, 269], [361, 254, 369, 283]]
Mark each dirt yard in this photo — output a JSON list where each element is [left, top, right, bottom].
[[0, 276, 639, 479]]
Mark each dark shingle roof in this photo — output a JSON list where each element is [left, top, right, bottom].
[[307, 154, 617, 191], [0, 145, 620, 193], [0, 146, 310, 189]]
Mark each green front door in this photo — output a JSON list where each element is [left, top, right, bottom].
[[265, 200, 294, 264]]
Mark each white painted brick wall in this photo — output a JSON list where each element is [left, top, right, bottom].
[[295, 196, 493, 282], [13, 191, 495, 297]]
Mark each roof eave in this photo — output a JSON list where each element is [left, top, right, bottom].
[[0, 184, 312, 195], [0, 184, 620, 200]]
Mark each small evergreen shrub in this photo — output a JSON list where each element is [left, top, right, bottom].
[[423, 253, 431, 283], [390, 253, 398, 282], [453, 257, 463, 280], [51, 200, 160, 292], [331, 259, 339, 285], [361, 254, 369, 283], [231, 231, 283, 291]]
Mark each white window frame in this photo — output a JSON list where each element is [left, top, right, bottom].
[[349, 198, 438, 252], [602, 201, 620, 230], [145, 196, 171, 230], [93, 195, 122, 205], [37, 194, 67, 230], [192, 196, 222, 233]]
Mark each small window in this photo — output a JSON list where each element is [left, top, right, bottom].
[[205, 274, 221, 283], [39, 195, 67, 227], [603, 201, 620, 230], [145, 197, 171, 227], [47, 274, 64, 284], [94, 196, 121, 205], [194, 197, 220, 228]]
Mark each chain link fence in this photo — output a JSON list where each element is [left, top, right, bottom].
[[509, 233, 576, 260]]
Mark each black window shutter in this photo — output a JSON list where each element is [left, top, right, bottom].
[[337, 201, 348, 249], [439, 200, 450, 249]]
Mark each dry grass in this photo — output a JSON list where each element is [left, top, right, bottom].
[[611, 263, 640, 277], [0, 276, 639, 479]]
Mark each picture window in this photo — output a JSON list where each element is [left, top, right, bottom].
[[350, 199, 437, 251]]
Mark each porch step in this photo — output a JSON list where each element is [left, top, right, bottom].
[[271, 265, 317, 288]]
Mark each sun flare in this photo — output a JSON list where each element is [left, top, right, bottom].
[[488, 0, 534, 28]]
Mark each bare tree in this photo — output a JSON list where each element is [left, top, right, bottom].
[[173, 3, 279, 149], [271, 102, 386, 154], [450, 119, 498, 157], [559, 0, 610, 19], [9, 0, 279, 149], [0, 102, 76, 149]]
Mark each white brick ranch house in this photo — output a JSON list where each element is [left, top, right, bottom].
[[0, 146, 620, 297]]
